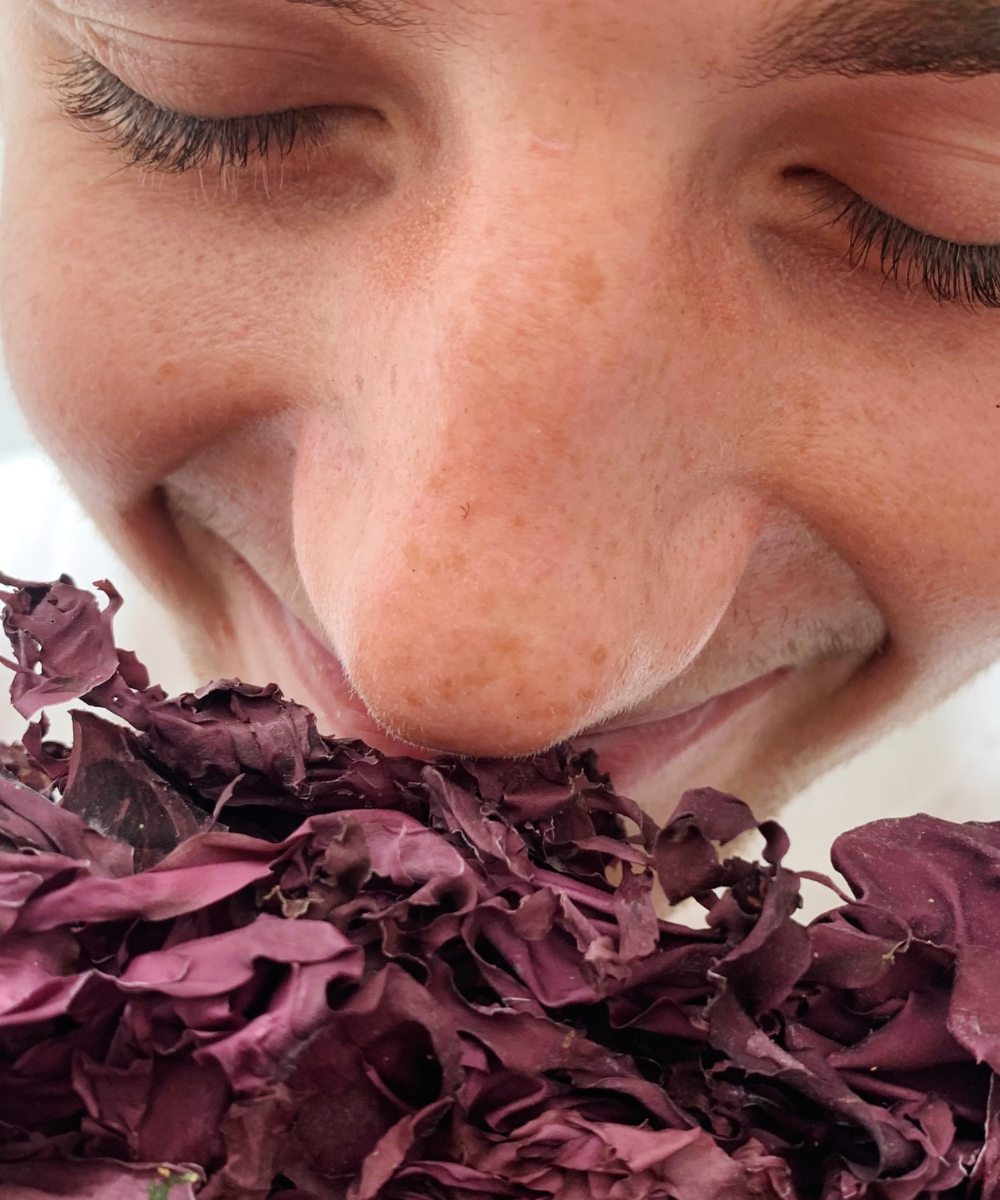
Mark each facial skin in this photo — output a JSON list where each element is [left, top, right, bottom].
[[3, 0, 1000, 824]]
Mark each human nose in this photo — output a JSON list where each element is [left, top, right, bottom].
[[292, 139, 766, 756]]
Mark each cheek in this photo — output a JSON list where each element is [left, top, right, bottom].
[[0, 152, 304, 518], [750, 314, 1000, 672], [2, 192, 198, 489]]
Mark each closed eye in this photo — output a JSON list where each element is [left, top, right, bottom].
[[808, 174, 1000, 311], [54, 55, 330, 174]]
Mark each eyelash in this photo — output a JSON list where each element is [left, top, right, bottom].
[[56, 57, 328, 174], [822, 184, 1000, 311]]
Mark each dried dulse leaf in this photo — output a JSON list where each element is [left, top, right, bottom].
[[0, 573, 996, 1199]]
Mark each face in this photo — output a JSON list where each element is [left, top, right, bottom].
[[2, 0, 1000, 824]]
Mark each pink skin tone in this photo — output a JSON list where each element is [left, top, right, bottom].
[[3, 0, 1000, 826]]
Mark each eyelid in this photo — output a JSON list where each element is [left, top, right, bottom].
[[53, 54, 331, 173], [815, 177, 1000, 310]]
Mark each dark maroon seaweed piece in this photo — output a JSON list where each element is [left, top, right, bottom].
[[0, 573, 996, 1199]]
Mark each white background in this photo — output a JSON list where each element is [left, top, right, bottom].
[[0, 362, 34, 461]]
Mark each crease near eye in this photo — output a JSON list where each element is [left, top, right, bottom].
[[55, 56, 329, 173], [802, 172, 1000, 310]]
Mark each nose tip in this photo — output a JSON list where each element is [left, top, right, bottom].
[[343, 569, 619, 757]]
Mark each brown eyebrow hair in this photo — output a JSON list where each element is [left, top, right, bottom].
[[754, 0, 1000, 79], [287, 0, 419, 27], [290, 0, 1000, 74]]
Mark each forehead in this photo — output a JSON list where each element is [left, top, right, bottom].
[[20, 0, 800, 35]]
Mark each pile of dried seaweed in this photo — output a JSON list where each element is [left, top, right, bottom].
[[0, 573, 998, 1200]]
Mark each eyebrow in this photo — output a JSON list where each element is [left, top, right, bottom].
[[286, 0, 418, 28], [753, 0, 1000, 79]]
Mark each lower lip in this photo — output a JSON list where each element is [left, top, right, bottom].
[[571, 670, 790, 789]]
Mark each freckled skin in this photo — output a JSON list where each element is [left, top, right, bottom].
[[3, 0, 1000, 822]]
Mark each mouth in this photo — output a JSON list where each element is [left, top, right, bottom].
[[569, 669, 792, 790]]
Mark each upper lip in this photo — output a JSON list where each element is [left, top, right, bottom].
[[572, 668, 793, 741], [577, 699, 723, 738]]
